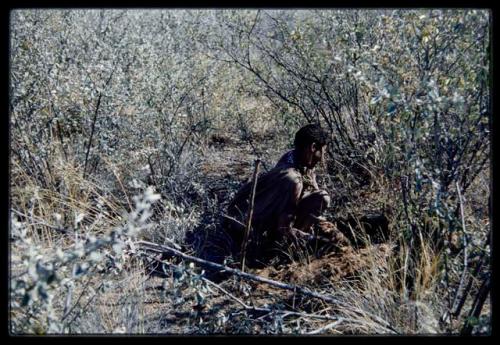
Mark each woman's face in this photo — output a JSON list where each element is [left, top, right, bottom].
[[305, 143, 325, 168]]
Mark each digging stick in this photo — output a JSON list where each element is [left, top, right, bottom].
[[241, 159, 261, 272]]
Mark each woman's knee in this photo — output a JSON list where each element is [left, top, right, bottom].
[[299, 190, 330, 212], [316, 190, 330, 209]]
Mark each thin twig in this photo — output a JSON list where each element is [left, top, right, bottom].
[[10, 208, 71, 234], [83, 93, 102, 179], [82, 66, 116, 179], [460, 274, 490, 335], [61, 273, 95, 321], [442, 246, 452, 332], [202, 273, 251, 309], [67, 282, 105, 328], [307, 318, 344, 334], [453, 230, 490, 318], [100, 155, 133, 212], [221, 213, 247, 229], [451, 182, 468, 314], [147, 154, 158, 189]]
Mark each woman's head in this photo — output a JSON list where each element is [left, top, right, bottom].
[[294, 124, 329, 169]]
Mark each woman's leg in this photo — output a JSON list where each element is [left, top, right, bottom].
[[294, 190, 330, 232]]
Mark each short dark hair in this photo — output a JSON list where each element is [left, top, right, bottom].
[[294, 124, 329, 150]]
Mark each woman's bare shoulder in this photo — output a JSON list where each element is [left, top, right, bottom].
[[265, 166, 302, 186]]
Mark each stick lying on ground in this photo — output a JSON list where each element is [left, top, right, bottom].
[[137, 240, 342, 303], [141, 251, 342, 322], [135, 240, 398, 333], [140, 251, 392, 334]]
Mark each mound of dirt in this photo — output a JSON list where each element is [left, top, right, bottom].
[[315, 220, 352, 248], [254, 243, 393, 287]]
